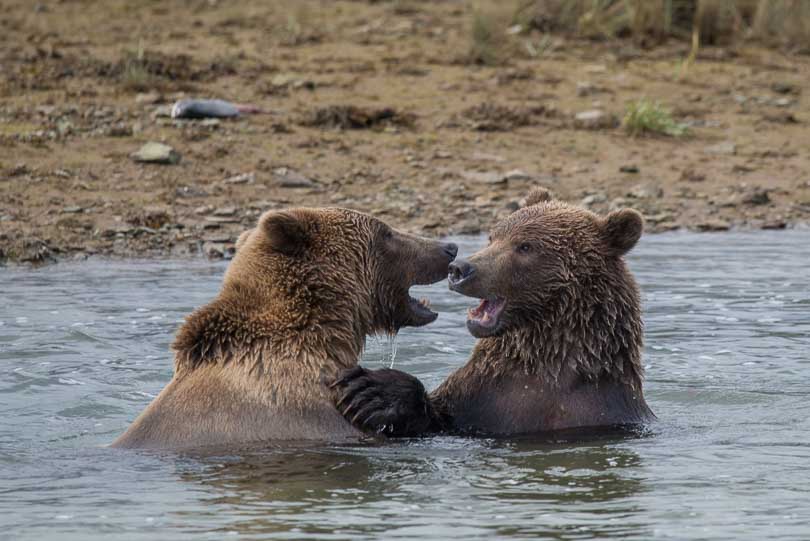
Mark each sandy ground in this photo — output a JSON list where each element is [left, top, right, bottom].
[[1, 0, 809, 263]]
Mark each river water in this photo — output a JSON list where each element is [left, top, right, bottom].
[[1, 231, 809, 540]]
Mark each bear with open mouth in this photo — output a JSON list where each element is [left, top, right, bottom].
[[112, 207, 456, 449], [332, 188, 655, 437]]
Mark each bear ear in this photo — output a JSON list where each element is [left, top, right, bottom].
[[235, 228, 253, 251], [524, 187, 553, 207], [259, 211, 308, 255], [602, 209, 643, 256]]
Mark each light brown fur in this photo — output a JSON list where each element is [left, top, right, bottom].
[[113, 207, 456, 449]]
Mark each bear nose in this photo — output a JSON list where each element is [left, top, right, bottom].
[[448, 259, 475, 284], [443, 242, 458, 260]]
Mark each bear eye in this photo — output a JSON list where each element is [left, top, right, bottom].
[[382, 228, 394, 240], [517, 243, 531, 254]]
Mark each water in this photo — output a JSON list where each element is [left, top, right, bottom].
[[1, 231, 809, 540]]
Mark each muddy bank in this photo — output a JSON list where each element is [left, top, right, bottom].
[[1, 0, 809, 264]]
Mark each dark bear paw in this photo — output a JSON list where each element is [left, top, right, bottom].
[[329, 366, 438, 437]]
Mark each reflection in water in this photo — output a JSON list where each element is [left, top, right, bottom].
[[1, 231, 810, 540], [172, 434, 649, 539]]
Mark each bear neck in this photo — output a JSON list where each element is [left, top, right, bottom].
[[474, 272, 644, 390], [171, 288, 370, 380]]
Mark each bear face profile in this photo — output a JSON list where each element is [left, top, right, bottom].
[[332, 189, 654, 437], [113, 207, 457, 450]]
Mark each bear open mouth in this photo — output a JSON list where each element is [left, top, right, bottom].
[[466, 297, 506, 336], [407, 294, 437, 326]]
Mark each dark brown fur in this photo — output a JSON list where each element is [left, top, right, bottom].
[[112, 207, 456, 449], [333, 190, 654, 436]]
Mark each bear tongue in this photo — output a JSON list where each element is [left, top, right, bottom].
[[468, 298, 505, 326]]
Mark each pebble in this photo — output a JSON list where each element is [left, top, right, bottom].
[[694, 220, 731, 232], [213, 207, 237, 217], [224, 172, 255, 184], [705, 142, 736, 156], [272, 167, 316, 188], [573, 110, 618, 130], [460, 171, 506, 185], [581, 193, 607, 207], [741, 188, 771, 206], [130, 142, 181, 165], [503, 169, 532, 182]]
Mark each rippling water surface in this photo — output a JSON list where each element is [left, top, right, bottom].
[[1, 231, 809, 540]]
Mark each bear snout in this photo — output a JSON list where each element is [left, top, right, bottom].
[[448, 259, 475, 288], [442, 242, 458, 260]]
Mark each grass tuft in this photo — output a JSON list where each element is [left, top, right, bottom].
[[623, 99, 688, 137]]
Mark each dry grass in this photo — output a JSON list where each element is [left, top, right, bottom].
[[468, 3, 517, 65], [521, 0, 810, 50]]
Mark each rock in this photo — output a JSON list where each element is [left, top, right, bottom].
[[741, 188, 771, 206], [460, 171, 506, 185], [573, 110, 618, 130], [135, 92, 163, 105], [107, 123, 133, 137], [224, 172, 255, 184], [705, 142, 736, 156], [131, 142, 181, 165], [761, 220, 786, 230], [503, 169, 532, 182], [627, 184, 663, 199], [771, 82, 799, 95], [619, 165, 639, 174], [680, 169, 706, 182], [213, 207, 237, 217], [272, 167, 316, 188], [581, 193, 607, 207], [62, 206, 83, 214], [194, 205, 213, 215], [694, 220, 731, 232], [576, 82, 598, 97], [774, 97, 793, 108], [8, 163, 30, 177]]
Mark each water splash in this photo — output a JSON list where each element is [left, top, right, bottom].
[[371, 332, 399, 368]]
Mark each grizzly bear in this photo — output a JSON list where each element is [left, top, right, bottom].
[[331, 189, 655, 436], [112, 207, 457, 449]]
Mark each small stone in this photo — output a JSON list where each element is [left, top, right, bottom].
[[213, 207, 237, 217], [680, 169, 706, 182], [761, 220, 786, 230], [194, 205, 213, 215], [741, 188, 771, 206], [771, 82, 799, 95], [774, 97, 793, 108], [62, 206, 83, 214], [581, 193, 607, 207], [503, 169, 532, 182], [272, 167, 316, 188], [224, 172, 255, 184], [573, 110, 618, 130], [627, 184, 663, 199], [131, 142, 181, 165], [135, 92, 162, 105], [8, 163, 30, 177], [460, 171, 506, 185], [705, 142, 736, 156], [107, 123, 133, 137], [694, 220, 731, 232], [576, 81, 597, 97]]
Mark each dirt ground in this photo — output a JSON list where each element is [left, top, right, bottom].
[[1, 0, 809, 264]]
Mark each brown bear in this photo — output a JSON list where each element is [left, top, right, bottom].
[[112, 207, 457, 449], [331, 189, 655, 437]]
